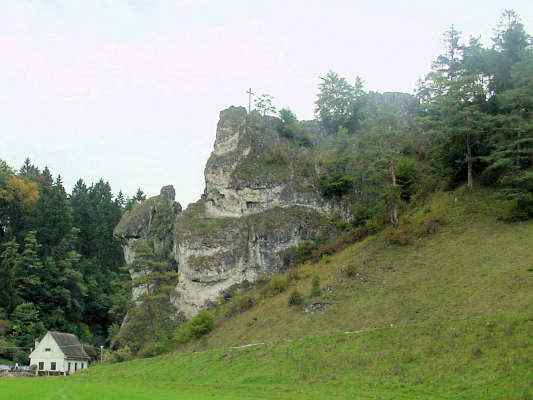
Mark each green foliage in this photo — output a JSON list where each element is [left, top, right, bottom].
[[340, 263, 359, 279], [383, 226, 412, 246], [318, 172, 353, 198], [278, 108, 297, 126], [125, 188, 147, 211], [310, 274, 321, 297], [0, 157, 128, 363], [396, 157, 417, 202], [0, 240, 21, 314], [10, 303, 45, 350], [254, 94, 276, 117], [287, 290, 303, 307], [0, 159, 14, 187], [264, 144, 290, 166], [262, 276, 289, 297], [109, 345, 133, 363], [118, 240, 178, 353], [418, 10, 532, 197], [505, 192, 533, 222], [283, 240, 316, 267], [278, 108, 314, 147], [225, 294, 256, 318], [318, 157, 353, 198], [315, 71, 365, 134], [175, 311, 215, 345], [138, 339, 171, 359]]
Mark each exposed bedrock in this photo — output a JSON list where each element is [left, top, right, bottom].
[[114, 106, 344, 317]]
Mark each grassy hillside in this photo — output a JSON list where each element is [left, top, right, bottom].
[[184, 189, 532, 350], [2, 190, 532, 400]]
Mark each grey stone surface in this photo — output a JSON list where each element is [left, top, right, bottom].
[[115, 107, 342, 318]]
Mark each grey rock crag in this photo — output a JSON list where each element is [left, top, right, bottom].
[[114, 106, 337, 317]]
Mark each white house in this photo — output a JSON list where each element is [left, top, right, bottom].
[[29, 331, 90, 375]]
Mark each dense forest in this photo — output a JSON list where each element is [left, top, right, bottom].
[[305, 8, 532, 224], [0, 160, 149, 363], [1, 9, 531, 363], [261, 9, 532, 240]]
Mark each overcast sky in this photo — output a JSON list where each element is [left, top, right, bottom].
[[1, 0, 531, 206]]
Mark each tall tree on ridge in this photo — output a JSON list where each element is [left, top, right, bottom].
[[489, 9, 530, 94], [0, 239, 21, 313]]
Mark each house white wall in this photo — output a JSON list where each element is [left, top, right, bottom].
[[29, 332, 88, 374]]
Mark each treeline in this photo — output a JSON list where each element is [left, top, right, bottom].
[[285, 9, 532, 226], [0, 158, 145, 363]]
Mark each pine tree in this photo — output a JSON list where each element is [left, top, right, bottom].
[[0, 159, 14, 188], [489, 9, 530, 94], [0, 239, 21, 313], [17, 231, 43, 304], [32, 174, 73, 257], [18, 158, 41, 182], [418, 26, 494, 188], [10, 302, 45, 350]]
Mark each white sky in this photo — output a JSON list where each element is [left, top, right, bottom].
[[1, 0, 531, 206]]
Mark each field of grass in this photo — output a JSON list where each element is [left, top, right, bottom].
[[2, 190, 532, 399]]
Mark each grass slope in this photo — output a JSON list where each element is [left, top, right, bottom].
[[2, 190, 532, 399]]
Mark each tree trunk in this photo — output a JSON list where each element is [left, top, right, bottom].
[[388, 160, 399, 227]]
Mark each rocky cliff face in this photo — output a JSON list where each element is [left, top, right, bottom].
[[115, 106, 335, 318]]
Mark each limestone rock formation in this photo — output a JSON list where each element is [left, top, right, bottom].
[[114, 106, 335, 318]]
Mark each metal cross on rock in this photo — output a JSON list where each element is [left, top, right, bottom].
[[246, 88, 255, 113]]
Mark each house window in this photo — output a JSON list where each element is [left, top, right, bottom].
[[51, 362, 56, 371], [38, 362, 44, 371], [45, 348, 51, 352], [74, 363, 77, 371], [68, 362, 71, 372]]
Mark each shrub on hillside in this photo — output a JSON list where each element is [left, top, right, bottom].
[[318, 171, 353, 198], [262, 276, 289, 297], [225, 294, 256, 317], [310, 229, 369, 262], [384, 226, 412, 246], [419, 217, 440, 235], [284, 229, 370, 269], [350, 204, 378, 227], [287, 266, 301, 283], [175, 311, 215, 344], [0, 319, 9, 336], [508, 192, 533, 222], [288, 290, 304, 307], [310, 274, 321, 297], [110, 345, 133, 363], [341, 263, 359, 278], [277, 108, 314, 147], [396, 157, 418, 202], [138, 340, 170, 358], [283, 240, 316, 267], [264, 145, 290, 166]]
